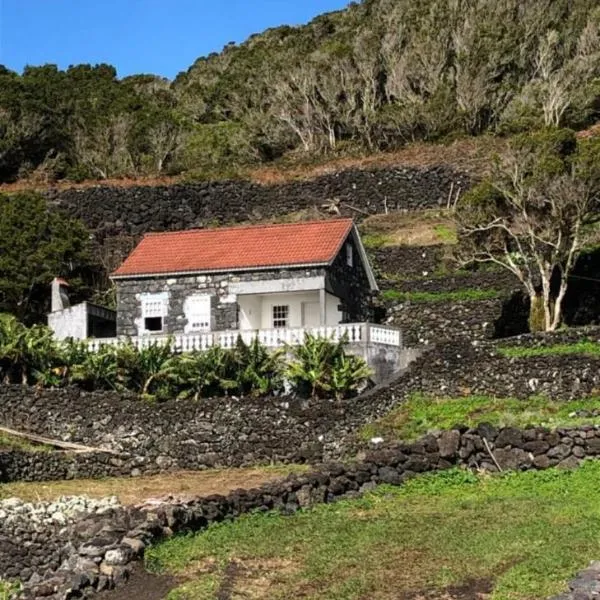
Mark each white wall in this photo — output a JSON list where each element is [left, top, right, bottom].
[[326, 292, 343, 324], [237, 291, 343, 329], [47, 303, 88, 340], [238, 295, 262, 330], [260, 292, 318, 329]]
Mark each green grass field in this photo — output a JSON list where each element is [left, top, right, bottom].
[[497, 340, 600, 359], [381, 288, 502, 303], [146, 463, 600, 600], [361, 393, 600, 442]]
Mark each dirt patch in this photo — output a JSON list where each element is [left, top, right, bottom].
[[96, 565, 178, 600], [186, 557, 300, 600], [0, 466, 306, 505], [361, 210, 457, 247], [399, 578, 493, 600]]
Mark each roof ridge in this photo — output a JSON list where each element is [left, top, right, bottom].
[[143, 217, 354, 237]]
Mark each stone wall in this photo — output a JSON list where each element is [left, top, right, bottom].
[[1, 329, 599, 483], [7, 424, 600, 599], [49, 166, 470, 239]]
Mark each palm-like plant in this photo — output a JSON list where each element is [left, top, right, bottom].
[[115, 340, 177, 399], [0, 314, 62, 385], [328, 353, 373, 400], [285, 333, 372, 399], [172, 346, 238, 400], [70, 344, 119, 391], [232, 336, 285, 397]]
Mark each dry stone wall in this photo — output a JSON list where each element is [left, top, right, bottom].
[[1, 328, 600, 483], [48, 166, 470, 239], [6, 424, 600, 599]]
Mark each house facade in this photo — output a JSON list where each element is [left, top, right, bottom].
[[111, 219, 378, 337]]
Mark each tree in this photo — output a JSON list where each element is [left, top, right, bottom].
[[0, 192, 94, 323], [455, 129, 600, 332]]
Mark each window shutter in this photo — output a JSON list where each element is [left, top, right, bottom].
[[184, 295, 212, 332], [141, 293, 168, 318]]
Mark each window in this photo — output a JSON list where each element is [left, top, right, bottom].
[[184, 295, 212, 333], [141, 292, 168, 334], [272, 305, 289, 328], [144, 317, 163, 332], [346, 243, 353, 267]]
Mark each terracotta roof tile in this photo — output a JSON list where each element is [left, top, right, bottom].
[[112, 219, 354, 278]]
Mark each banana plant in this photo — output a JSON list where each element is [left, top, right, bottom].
[[70, 344, 119, 391], [232, 336, 285, 397], [329, 353, 373, 400], [115, 340, 177, 399]]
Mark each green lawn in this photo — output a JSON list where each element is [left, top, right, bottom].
[[361, 393, 600, 442], [497, 340, 600, 359], [381, 288, 502, 303], [146, 463, 600, 600]]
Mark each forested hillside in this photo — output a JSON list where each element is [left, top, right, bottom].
[[1, 0, 600, 183]]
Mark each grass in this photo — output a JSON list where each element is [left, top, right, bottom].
[[0, 465, 307, 504], [359, 210, 458, 248], [0, 580, 21, 600], [0, 433, 52, 453], [146, 462, 600, 599], [498, 340, 600, 359], [381, 288, 502, 303], [361, 393, 600, 442]]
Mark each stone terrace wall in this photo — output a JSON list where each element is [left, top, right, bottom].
[[7, 424, 600, 599], [1, 329, 600, 483], [48, 166, 470, 239]]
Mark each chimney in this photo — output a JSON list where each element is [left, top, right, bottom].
[[51, 277, 70, 312]]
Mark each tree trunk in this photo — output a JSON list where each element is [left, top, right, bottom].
[[528, 294, 546, 333]]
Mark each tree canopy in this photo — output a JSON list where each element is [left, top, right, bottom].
[[1, 0, 600, 183], [0, 192, 96, 323], [455, 129, 600, 331]]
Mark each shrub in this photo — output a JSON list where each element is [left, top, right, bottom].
[[285, 334, 372, 400], [0, 319, 370, 401]]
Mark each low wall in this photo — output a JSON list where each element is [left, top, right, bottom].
[[1, 330, 599, 482], [7, 424, 600, 599], [49, 166, 470, 239]]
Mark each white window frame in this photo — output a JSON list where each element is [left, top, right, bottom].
[[272, 305, 289, 328], [140, 292, 168, 335], [346, 242, 353, 267], [184, 294, 212, 333]]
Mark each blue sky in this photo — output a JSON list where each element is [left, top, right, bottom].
[[0, 0, 350, 79]]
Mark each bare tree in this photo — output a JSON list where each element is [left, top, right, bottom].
[[456, 133, 600, 331], [147, 119, 182, 173]]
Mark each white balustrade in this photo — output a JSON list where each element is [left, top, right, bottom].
[[85, 322, 401, 353]]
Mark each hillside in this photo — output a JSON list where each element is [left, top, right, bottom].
[[1, 0, 599, 184]]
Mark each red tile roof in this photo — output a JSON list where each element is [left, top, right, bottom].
[[112, 219, 354, 278]]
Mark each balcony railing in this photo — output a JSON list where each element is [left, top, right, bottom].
[[86, 322, 402, 353]]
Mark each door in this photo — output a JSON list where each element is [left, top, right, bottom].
[[301, 301, 320, 327]]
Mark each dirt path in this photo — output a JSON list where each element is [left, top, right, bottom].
[[0, 465, 306, 505], [96, 566, 177, 600]]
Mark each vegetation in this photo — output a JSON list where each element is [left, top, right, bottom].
[[380, 288, 501, 303], [362, 392, 600, 442], [0, 317, 371, 401], [0, 580, 21, 600], [456, 128, 600, 331], [360, 210, 458, 248], [0, 432, 51, 453], [497, 339, 600, 358], [146, 463, 600, 599], [0, 193, 97, 323], [2, 1, 600, 183]]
